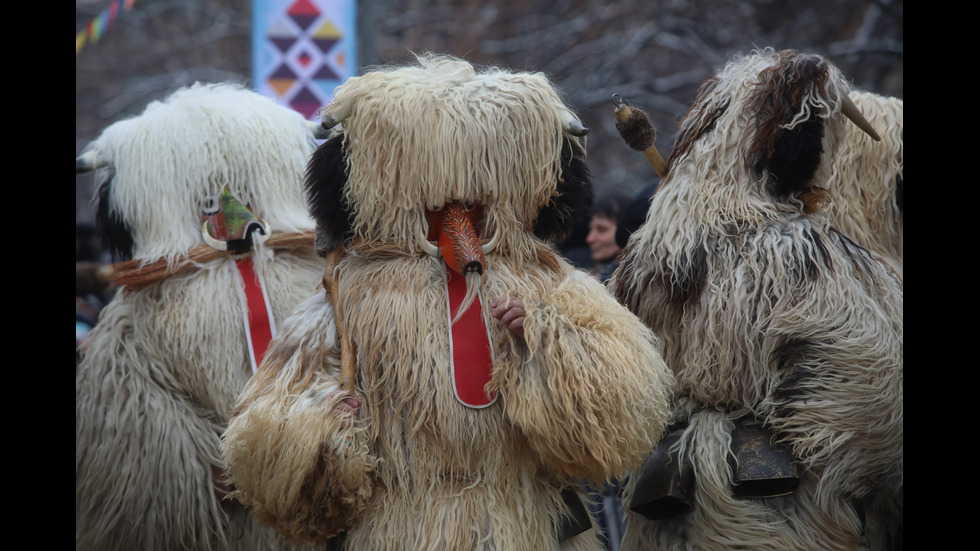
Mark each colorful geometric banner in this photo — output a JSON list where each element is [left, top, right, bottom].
[[252, 0, 358, 120], [76, 0, 139, 55]]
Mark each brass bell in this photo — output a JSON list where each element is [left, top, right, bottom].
[[728, 420, 800, 498], [628, 428, 694, 520]]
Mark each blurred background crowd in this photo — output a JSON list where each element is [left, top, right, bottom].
[[77, 0, 903, 229]]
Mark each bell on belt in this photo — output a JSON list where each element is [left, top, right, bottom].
[[628, 427, 694, 521], [728, 419, 800, 498]]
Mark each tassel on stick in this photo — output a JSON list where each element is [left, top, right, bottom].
[[612, 94, 668, 178]]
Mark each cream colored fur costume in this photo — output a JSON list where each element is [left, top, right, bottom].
[[827, 90, 903, 271], [609, 49, 903, 550], [221, 55, 676, 550], [75, 83, 324, 551]]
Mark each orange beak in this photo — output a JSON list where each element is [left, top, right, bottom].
[[428, 202, 487, 276]]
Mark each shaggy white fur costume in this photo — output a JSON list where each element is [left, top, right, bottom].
[[221, 55, 676, 551], [610, 49, 903, 551], [75, 83, 324, 551]]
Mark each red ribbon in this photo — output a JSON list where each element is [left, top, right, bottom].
[[446, 268, 496, 408], [236, 257, 275, 372]]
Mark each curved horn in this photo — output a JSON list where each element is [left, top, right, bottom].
[[560, 110, 589, 137], [840, 94, 881, 142], [76, 150, 105, 174], [244, 219, 270, 245], [320, 115, 340, 131], [307, 120, 331, 140], [201, 221, 229, 251], [415, 224, 440, 257], [481, 225, 501, 255], [319, 104, 353, 131], [565, 119, 589, 137]]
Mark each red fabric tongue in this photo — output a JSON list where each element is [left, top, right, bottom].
[[236, 257, 275, 373], [445, 267, 496, 408]]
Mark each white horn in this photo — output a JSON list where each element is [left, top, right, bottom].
[[415, 225, 440, 257], [201, 221, 229, 251], [481, 225, 501, 255], [247, 219, 271, 245], [76, 150, 105, 174]]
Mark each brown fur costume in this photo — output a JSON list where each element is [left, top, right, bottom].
[[75, 83, 324, 551], [221, 54, 676, 550], [609, 49, 903, 550]]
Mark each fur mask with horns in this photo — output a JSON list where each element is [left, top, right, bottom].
[[663, 47, 881, 233], [306, 54, 592, 317], [611, 48, 902, 551], [76, 82, 327, 266]]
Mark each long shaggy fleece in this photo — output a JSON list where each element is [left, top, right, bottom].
[[610, 48, 903, 551], [826, 90, 903, 269], [75, 83, 324, 551], [222, 55, 676, 551]]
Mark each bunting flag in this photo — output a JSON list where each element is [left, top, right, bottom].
[[252, 0, 358, 120], [76, 0, 138, 55]]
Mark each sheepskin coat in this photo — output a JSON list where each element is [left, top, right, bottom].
[[609, 49, 903, 551], [221, 55, 676, 551], [75, 83, 323, 551]]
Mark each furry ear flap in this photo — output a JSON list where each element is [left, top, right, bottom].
[[751, 53, 829, 201], [95, 176, 135, 261], [305, 134, 354, 249], [533, 137, 593, 243]]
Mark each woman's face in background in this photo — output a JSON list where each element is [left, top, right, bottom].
[[586, 214, 620, 262]]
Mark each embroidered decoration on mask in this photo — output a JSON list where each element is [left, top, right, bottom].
[[201, 187, 276, 372]]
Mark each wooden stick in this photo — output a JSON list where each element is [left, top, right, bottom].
[[323, 247, 356, 392], [108, 230, 315, 293]]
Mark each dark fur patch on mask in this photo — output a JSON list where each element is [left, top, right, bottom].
[[94, 174, 135, 260], [533, 137, 593, 243], [305, 134, 354, 247]]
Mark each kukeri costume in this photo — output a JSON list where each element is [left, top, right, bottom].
[[221, 55, 676, 551], [75, 83, 325, 551], [610, 49, 903, 551]]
